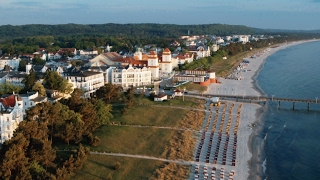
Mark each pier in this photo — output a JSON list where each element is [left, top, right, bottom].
[[187, 93, 319, 111]]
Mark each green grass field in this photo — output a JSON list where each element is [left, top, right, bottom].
[[73, 155, 164, 180], [90, 126, 176, 158], [111, 97, 204, 126], [71, 97, 204, 180]]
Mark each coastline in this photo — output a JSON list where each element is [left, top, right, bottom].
[[205, 39, 320, 180]]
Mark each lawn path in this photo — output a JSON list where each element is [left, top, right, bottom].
[[109, 124, 199, 132]]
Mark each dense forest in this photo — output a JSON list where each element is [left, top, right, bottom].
[[0, 23, 265, 39]]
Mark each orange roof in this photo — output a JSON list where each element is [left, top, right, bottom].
[[162, 48, 171, 55], [149, 51, 156, 55], [117, 57, 148, 66], [142, 53, 148, 60], [0, 95, 16, 107]]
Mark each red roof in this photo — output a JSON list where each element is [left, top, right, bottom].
[[0, 95, 16, 107], [163, 48, 171, 55], [115, 57, 148, 66]]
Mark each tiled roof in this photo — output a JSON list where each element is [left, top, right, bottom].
[[0, 94, 16, 107], [103, 52, 122, 61]]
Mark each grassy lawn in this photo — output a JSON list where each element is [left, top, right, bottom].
[[178, 82, 207, 92], [90, 126, 176, 158], [111, 97, 204, 126], [70, 97, 205, 180], [73, 155, 164, 180]]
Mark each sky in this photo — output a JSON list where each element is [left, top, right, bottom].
[[0, 0, 320, 30]]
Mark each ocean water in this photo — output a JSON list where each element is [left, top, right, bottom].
[[256, 41, 320, 180]]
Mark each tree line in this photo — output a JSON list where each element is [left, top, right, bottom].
[[0, 23, 262, 40], [178, 35, 319, 72], [0, 87, 114, 179], [0, 82, 140, 179]]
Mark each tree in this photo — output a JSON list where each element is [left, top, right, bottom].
[[18, 59, 27, 71], [96, 84, 121, 103], [0, 133, 32, 180], [22, 72, 38, 92], [32, 56, 46, 66], [0, 82, 23, 95], [32, 81, 46, 96], [43, 71, 72, 93], [93, 100, 113, 125]]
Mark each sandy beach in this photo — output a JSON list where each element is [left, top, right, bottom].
[[204, 39, 319, 180]]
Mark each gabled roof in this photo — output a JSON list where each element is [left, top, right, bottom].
[[116, 57, 148, 67], [0, 94, 16, 108], [103, 52, 122, 61], [7, 72, 27, 79], [162, 48, 171, 55], [32, 65, 45, 72]]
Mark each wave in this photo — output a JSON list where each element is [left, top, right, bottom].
[[272, 122, 287, 147], [262, 158, 267, 175], [261, 133, 267, 148]]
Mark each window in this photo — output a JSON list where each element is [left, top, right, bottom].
[[7, 125, 10, 130], [7, 117, 9, 122]]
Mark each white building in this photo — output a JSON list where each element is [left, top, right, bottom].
[[6, 72, 27, 87], [238, 35, 249, 44], [19, 92, 47, 116], [0, 92, 47, 144], [87, 63, 115, 84], [160, 48, 173, 74], [65, 71, 104, 98], [0, 94, 23, 144], [111, 64, 151, 88], [0, 57, 20, 70], [148, 51, 160, 80]]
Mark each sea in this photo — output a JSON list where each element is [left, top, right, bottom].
[[255, 40, 320, 180]]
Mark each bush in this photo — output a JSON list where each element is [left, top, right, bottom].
[[114, 162, 121, 171]]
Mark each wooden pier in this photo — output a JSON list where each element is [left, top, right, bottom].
[[188, 93, 319, 111]]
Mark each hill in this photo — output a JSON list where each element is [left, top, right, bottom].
[[0, 23, 262, 39]]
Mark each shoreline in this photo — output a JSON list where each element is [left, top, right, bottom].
[[205, 39, 320, 180]]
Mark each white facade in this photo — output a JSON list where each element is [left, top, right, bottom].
[[0, 57, 20, 70], [147, 51, 159, 80], [20, 92, 47, 116], [6, 72, 26, 87], [65, 71, 104, 98], [160, 48, 173, 74], [0, 94, 23, 144], [238, 35, 249, 44], [112, 64, 151, 88]]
